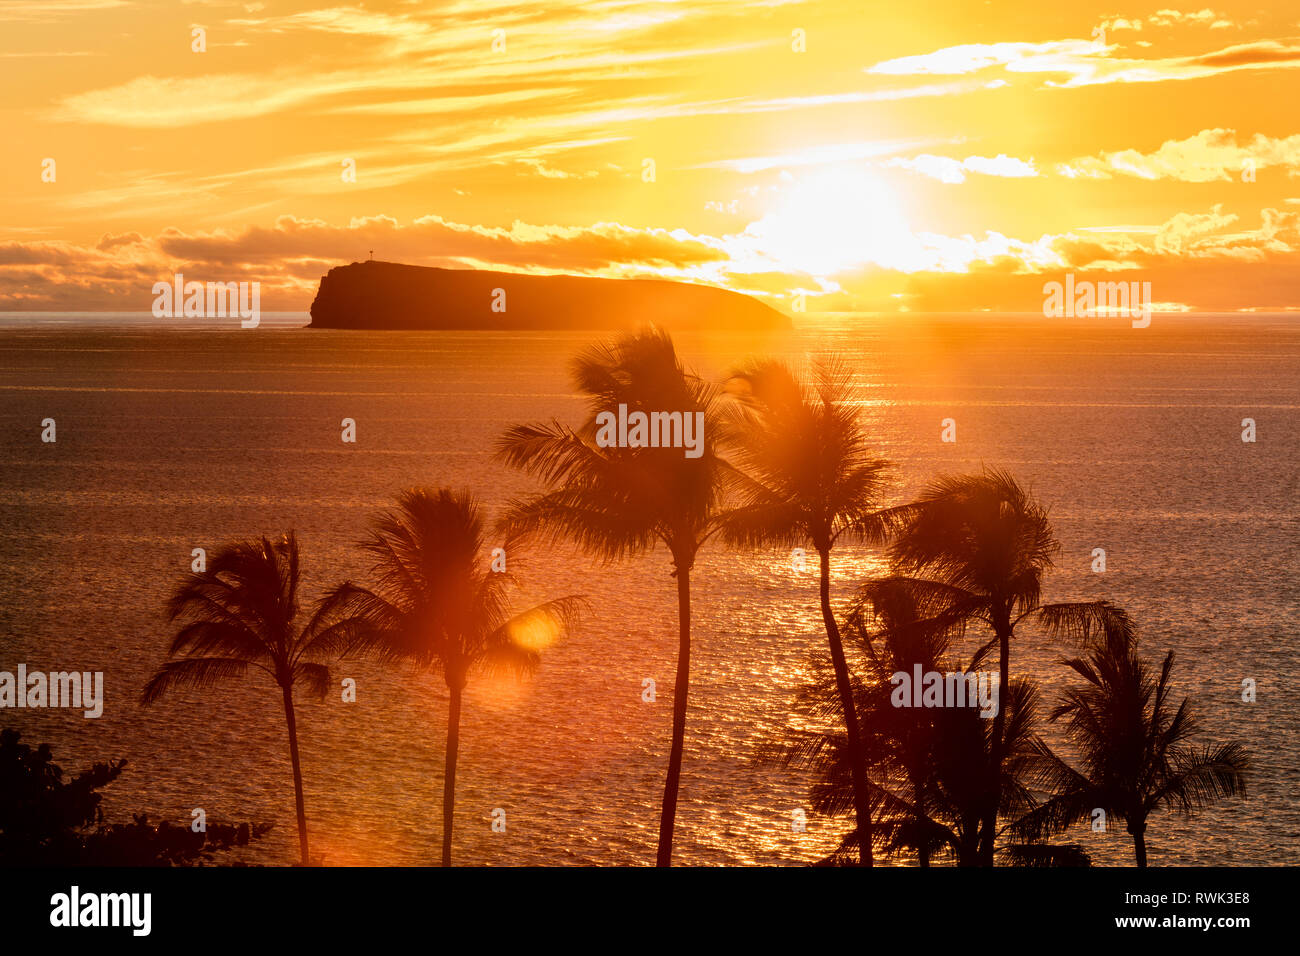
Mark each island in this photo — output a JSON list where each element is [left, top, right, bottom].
[[308, 261, 791, 330]]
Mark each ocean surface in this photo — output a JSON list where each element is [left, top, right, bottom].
[[0, 312, 1296, 866]]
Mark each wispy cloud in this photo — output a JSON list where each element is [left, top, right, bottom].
[[696, 139, 948, 173], [868, 36, 1300, 87], [0, 0, 127, 22], [886, 153, 1038, 183]]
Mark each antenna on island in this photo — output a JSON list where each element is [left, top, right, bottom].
[[368, 250, 373, 261]]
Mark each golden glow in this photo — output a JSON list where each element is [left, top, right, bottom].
[[2, 1, 1299, 313], [742, 168, 916, 277], [508, 615, 561, 653]]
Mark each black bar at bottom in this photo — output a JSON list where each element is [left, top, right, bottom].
[[0, 865, 1274, 942]]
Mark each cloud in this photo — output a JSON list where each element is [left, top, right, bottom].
[[0, 214, 733, 309], [1057, 129, 1300, 181], [0, 0, 126, 22], [11, 201, 1300, 314], [697, 139, 946, 173], [96, 232, 147, 251], [1153, 205, 1239, 253], [52, 1, 781, 128], [57, 71, 341, 127], [157, 215, 732, 272], [1102, 8, 1236, 32], [868, 40, 1101, 76], [886, 153, 1038, 183], [1099, 17, 1144, 33], [1148, 8, 1231, 27], [867, 37, 1300, 88], [514, 159, 597, 180]]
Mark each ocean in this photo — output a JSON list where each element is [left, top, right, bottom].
[[0, 312, 1296, 866]]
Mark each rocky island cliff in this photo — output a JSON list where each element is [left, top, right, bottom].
[[308, 261, 790, 330]]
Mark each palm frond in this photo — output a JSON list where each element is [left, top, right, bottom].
[[292, 662, 333, 700], [141, 657, 256, 705]]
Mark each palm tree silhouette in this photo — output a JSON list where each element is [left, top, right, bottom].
[[142, 533, 345, 865], [884, 467, 1124, 865], [1017, 611, 1249, 865], [720, 358, 892, 865], [497, 327, 731, 866], [326, 488, 581, 866], [846, 576, 975, 866], [783, 576, 1046, 866]]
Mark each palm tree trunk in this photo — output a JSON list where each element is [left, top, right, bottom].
[[958, 837, 978, 867], [818, 547, 873, 866], [656, 560, 692, 867], [1132, 822, 1148, 867], [442, 682, 463, 867], [280, 683, 310, 865], [978, 614, 1012, 866], [959, 812, 980, 866]]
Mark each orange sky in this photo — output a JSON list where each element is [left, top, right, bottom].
[[4, 0, 1300, 313]]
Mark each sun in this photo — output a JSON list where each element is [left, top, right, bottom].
[[741, 167, 917, 278]]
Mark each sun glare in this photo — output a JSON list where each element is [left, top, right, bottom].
[[509, 614, 562, 652], [744, 168, 916, 277]]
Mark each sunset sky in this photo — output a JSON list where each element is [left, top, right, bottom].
[[4, 0, 1300, 313]]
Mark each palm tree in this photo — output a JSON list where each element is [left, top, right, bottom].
[[496, 327, 731, 866], [783, 576, 1049, 866], [720, 358, 891, 864], [142, 533, 345, 865], [786, 667, 1052, 867], [326, 488, 581, 867], [846, 576, 975, 866], [884, 467, 1125, 864], [1017, 614, 1249, 865]]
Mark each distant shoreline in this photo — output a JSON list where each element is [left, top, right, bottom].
[[307, 261, 792, 332]]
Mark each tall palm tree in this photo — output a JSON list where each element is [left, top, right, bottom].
[[720, 358, 892, 865], [497, 327, 731, 866], [142, 533, 345, 865], [884, 467, 1124, 865], [326, 488, 581, 867], [1017, 615, 1249, 866]]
